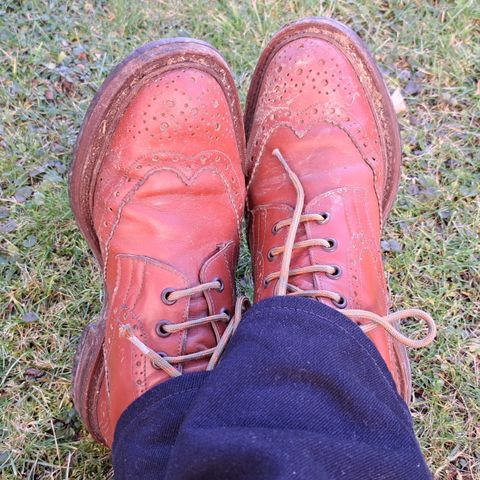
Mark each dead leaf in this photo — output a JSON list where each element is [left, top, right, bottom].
[[24, 368, 45, 379], [404, 79, 422, 95], [0, 219, 17, 233], [14, 186, 33, 203], [476, 80, 480, 96], [60, 77, 74, 95], [391, 87, 407, 114], [44, 90, 55, 101], [22, 311, 39, 323]]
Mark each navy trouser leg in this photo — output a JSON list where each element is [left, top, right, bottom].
[[112, 297, 430, 479]]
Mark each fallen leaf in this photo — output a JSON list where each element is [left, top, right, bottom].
[[438, 209, 453, 220], [380, 240, 390, 252], [14, 186, 33, 203], [404, 79, 422, 95], [389, 239, 402, 253], [22, 235, 37, 248], [421, 186, 440, 199], [381, 239, 403, 253], [398, 69, 411, 81], [0, 219, 17, 234], [391, 87, 407, 114], [476, 80, 480, 96], [408, 184, 420, 196], [57, 51, 67, 63], [22, 311, 39, 323], [24, 368, 45, 379], [440, 92, 458, 106], [32, 191, 45, 205], [44, 90, 55, 101], [60, 77, 74, 95], [29, 165, 46, 178]]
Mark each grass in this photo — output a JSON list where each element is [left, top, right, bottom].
[[0, 0, 479, 478]]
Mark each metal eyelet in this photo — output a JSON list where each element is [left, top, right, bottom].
[[271, 222, 280, 235], [318, 212, 330, 224], [326, 265, 342, 279], [155, 320, 171, 337], [161, 288, 177, 305], [214, 278, 224, 292], [150, 351, 167, 370], [332, 296, 347, 309], [322, 238, 337, 252], [267, 249, 275, 262], [263, 278, 270, 288], [220, 307, 231, 318]]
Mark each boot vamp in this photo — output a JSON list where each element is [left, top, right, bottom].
[[91, 68, 244, 438]]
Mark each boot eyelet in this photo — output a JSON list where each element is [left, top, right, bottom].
[[267, 249, 275, 262], [214, 278, 224, 292], [263, 278, 270, 288], [155, 320, 171, 337], [271, 222, 280, 235], [332, 296, 347, 309], [318, 212, 330, 224], [220, 307, 231, 318], [161, 288, 177, 305], [150, 351, 167, 370], [326, 265, 342, 279], [323, 238, 337, 252]]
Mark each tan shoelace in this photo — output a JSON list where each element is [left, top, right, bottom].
[[269, 148, 436, 349], [120, 279, 249, 377]]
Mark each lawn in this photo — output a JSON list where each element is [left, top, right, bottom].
[[1, 0, 479, 478]]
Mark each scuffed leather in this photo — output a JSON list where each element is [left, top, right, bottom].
[[247, 38, 405, 394], [92, 68, 245, 444]]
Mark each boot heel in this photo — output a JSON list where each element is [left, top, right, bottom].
[[72, 316, 107, 444]]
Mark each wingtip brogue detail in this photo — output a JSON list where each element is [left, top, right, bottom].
[[70, 39, 246, 446], [246, 18, 435, 403]]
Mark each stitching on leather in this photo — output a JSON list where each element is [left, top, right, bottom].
[[246, 31, 394, 218], [201, 242, 235, 314], [221, 246, 233, 305], [81, 52, 247, 229], [252, 204, 292, 296], [130, 258, 148, 392], [96, 173, 128, 235], [346, 191, 404, 392], [114, 254, 190, 372], [103, 258, 127, 407], [247, 120, 381, 223], [103, 163, 241, 284], [124, 148, 243, 201]]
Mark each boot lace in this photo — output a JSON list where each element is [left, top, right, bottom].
[[120, 279, 249, 377], [268, 148, 436, 349]]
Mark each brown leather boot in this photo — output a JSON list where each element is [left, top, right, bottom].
[[245, 18, 435, 402], [70, 39, 247, 446]]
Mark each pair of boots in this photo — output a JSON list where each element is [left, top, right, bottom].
[[70, 17, 435, 447]]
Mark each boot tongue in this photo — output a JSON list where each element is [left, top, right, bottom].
[[180, 248, 218, 369], [189, 241, 235, 320], [181, 241, 236, 372]]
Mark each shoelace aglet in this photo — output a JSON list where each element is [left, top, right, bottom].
[[119, 324, 181, 377]]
